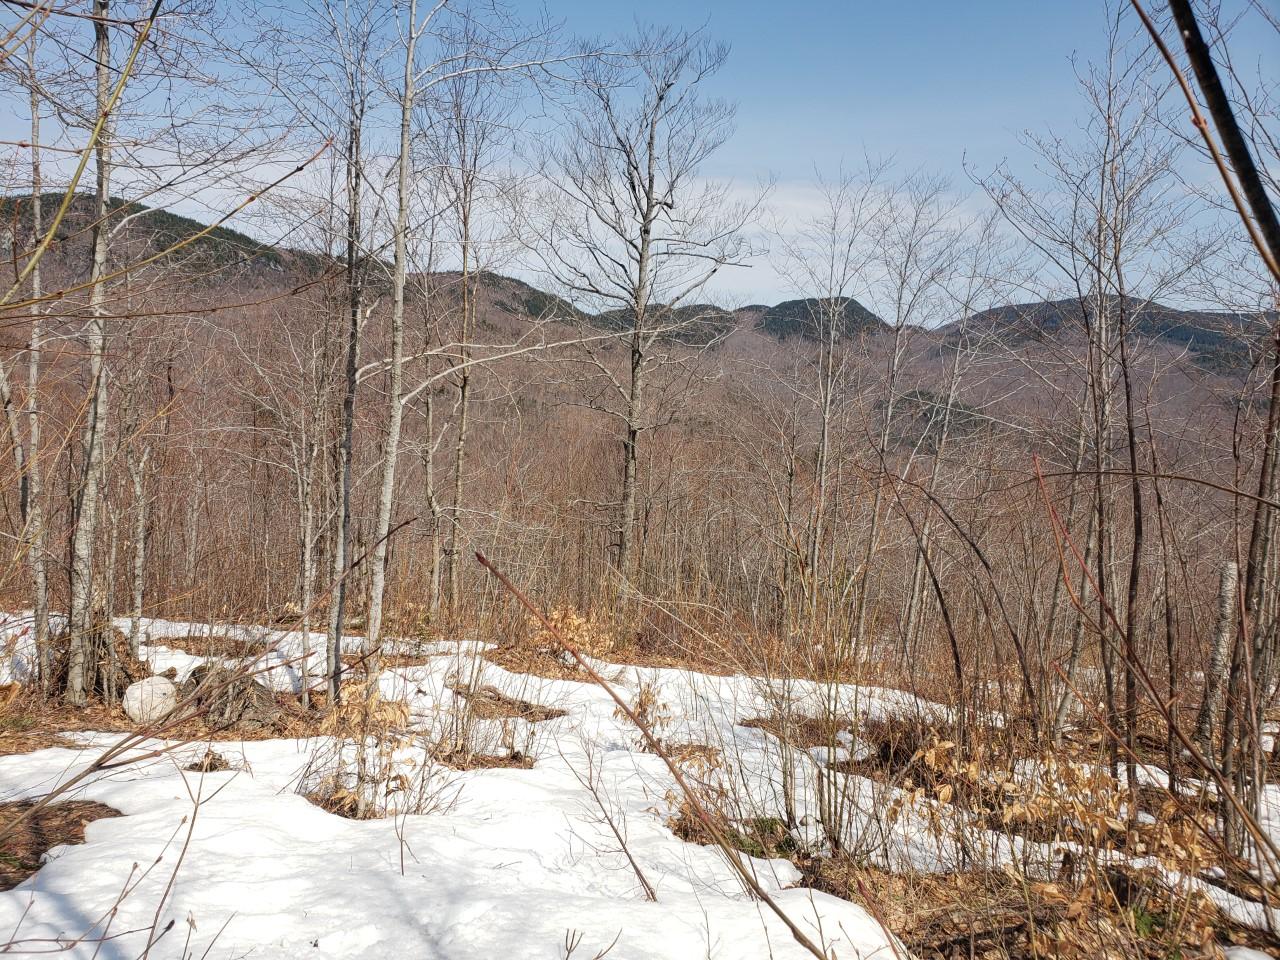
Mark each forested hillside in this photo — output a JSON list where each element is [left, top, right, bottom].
[[0, 2, 1276, 959]]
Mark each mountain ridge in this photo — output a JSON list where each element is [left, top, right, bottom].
[[2, 193, 1270, 372]]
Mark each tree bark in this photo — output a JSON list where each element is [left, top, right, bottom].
[[26, 31, 49, 688], [1195, 560, 1238, 751], [128, 447, 150, 656], [326, 101, 366, 706], [617, 325, 644, 586], [366, 1, 416, 660], [67, 0, 114, 705]]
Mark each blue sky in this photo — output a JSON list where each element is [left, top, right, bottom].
[[536, 1, 1276, 305], [2, 1, 1272, 307], [548, 1, 1116, 183]]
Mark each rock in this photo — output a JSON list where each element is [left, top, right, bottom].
[[183, 664, 282, 730], [123, 676, 177, 723], [186, 749, 231, 772]]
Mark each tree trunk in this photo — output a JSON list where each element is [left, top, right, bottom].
[[415, 389, 442, 615], [807, 305, 838, 622], [128, 447, 150, 656], [26, 33, 49, 687], [67, 0, 113, 705], [617, 329, 643, 586], [366, 5, 416, 661], [853, 326, 907, 651], [299, 451, 316, 711], [1195, 560, 1238, 752], [326, 104, 365, 706], [445, 203, 474, 614]]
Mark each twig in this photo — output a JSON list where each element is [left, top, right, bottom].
[[475, 551, 833, 960]]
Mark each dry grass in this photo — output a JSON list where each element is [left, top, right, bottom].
[[735, 707, 1280, 957], [664, 804, 798, 860], [482, 643, 583, 681], [482, 606, 738, 681], [682, 702, 1280, 957], [596, 640, 734, 677], [147, 634, 264, 659], [0, 730, 81, 756], [341, 650, 433, 672], [450, 683, 566, 722], [300, 789, 372, 819], [667, 742, 723, 766], [739, 711, 847, 750], [0, 692, 131, 756], [433, 747, 534, 770], [0, 681, 330, 747], [481, 618, 922, 687], [804, 856, 1273, 960], [0, 800, 122, 890]]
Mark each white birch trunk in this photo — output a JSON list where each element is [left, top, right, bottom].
[[66, 0, 114, 704], [366, 3, 416, 659]]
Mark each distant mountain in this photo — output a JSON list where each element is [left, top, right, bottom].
[[5, 194, 1269, 379], [594, 302, 737, 345], [0, 192, 305, 278], [757, 297, 885, 341], [473, 272, 585, 324], [945, 296, 1273, 373], [884, 388, 988, 453], [652, 303, 737, 345]]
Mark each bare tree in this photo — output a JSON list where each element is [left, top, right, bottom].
[[364, 0, 566, 652], [65, 0, 118, 704], [770, 164, 889, 631], [532, 26, 757, 595], [977, 2, 1194, 748], [0, 28, 52, 685]]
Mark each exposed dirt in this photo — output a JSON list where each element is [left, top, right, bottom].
[[341, 651, 434, 672], [482, 644, 583, 681], [738, 712, 847, 750], [0, 692, 130, 756], [433, 747, 535, 770], [300, 789, 375, 820], [184, 749, 232, 772], [0, 729, 81, 756], [0, 681, 329, 746], [160, 695, 329, 742], [149, 634, 264, 659], [449, 683, 566, 722], [0, 800, 122, 890]]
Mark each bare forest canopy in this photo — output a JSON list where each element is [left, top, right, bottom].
[[1, 3, 1280, 954], [2, 192, 1271, 366], [0, 176, 1272, 649]]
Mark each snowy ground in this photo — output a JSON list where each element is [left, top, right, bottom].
[[0, 614, 903, 959], [0, 611, 1277, 958]]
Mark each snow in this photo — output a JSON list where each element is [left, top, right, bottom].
[[0, 618, 903, 959], [3, 613, 1278, 956], [0, 738, 895, 958], [1225, 948, 1276, 960]]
